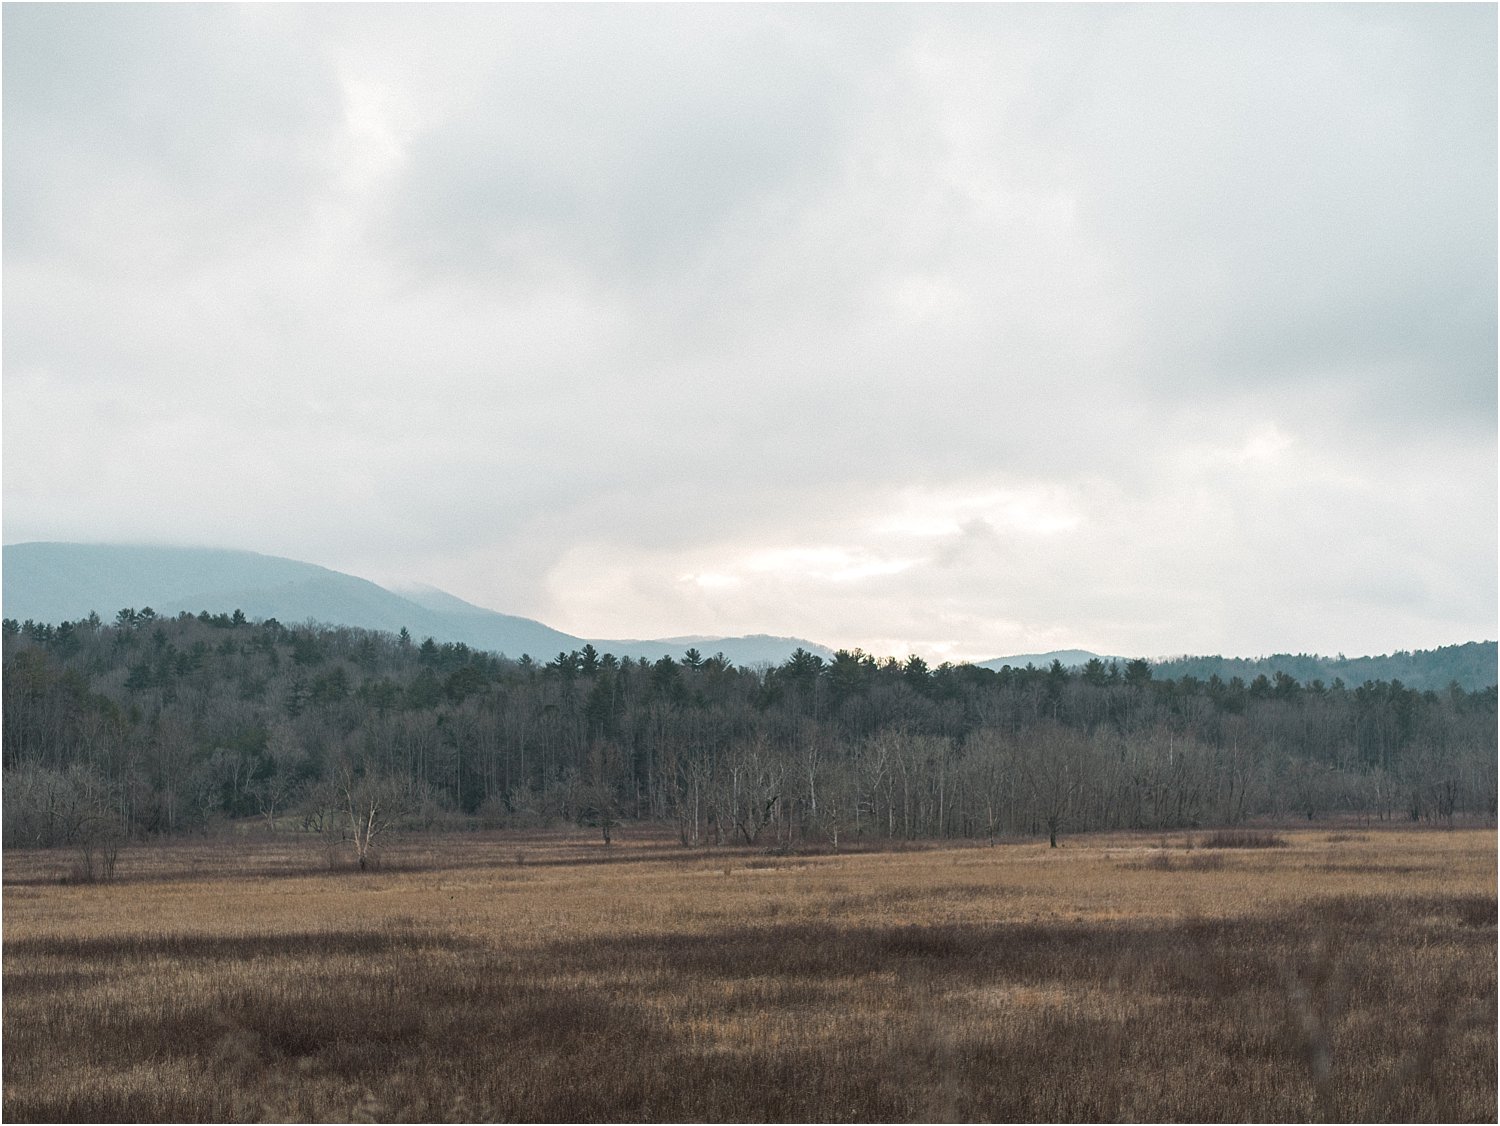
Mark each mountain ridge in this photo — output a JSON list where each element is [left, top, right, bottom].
[[3, 543, 1491, 687], [1, 542, 832, 667]]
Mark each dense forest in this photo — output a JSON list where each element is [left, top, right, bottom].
[[3, 610, 1495, 860]]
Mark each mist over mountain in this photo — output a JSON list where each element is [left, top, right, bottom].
[[0, 543, 830, 667]]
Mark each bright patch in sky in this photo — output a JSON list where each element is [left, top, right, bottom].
[[742, 547, 920, 585], [874, 486, 1081, 539]]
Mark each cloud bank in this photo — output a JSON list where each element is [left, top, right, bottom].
[[4, 4, 1494, 660]]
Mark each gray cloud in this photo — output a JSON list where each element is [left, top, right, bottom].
[[4, 5, 341, 263], [3, 3, 1493, 659], [381, 7, 858, 286]]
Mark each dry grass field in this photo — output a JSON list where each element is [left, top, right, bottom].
[[3, 825, 1495, 1122]]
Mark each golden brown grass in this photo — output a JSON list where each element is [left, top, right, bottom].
[[4, 826, 1495, 1122]]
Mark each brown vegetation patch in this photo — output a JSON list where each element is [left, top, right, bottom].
[[3, 828, 1494, 1122], [1200, 828, 1290, 849], [6, 926, 465, 963]]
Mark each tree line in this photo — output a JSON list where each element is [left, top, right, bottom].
[[3, 610, 1494, 857]]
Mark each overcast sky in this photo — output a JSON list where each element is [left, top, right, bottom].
[[4, 3, 1495, 662]]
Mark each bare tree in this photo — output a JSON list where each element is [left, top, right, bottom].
[[727, 737, 784, 846], [334, 759, 426, 871], [578, 740, 622, 844], [961, 728, 1016, 846], [251, 723, 307, 831], [2, 763, 126, 879], [1020, 724, 1092, 848]]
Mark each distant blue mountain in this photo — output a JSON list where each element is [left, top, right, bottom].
[[6, 544, 1489, 686], [0, 542, 830, 667]]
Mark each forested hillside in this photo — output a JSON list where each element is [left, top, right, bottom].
[[1150, 642, 1498, 693], [3, 610, 1494, 854]]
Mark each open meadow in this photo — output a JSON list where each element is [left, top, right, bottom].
[[3, 825, 1495, 1122]]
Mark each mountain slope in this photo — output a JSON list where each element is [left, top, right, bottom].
[[1, 541, 536, 647], [3, 542, 364, 626], [1, 543, 827, 666], [392, 584, 833, 666]]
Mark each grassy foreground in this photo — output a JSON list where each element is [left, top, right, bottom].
[[3, 826, 1495, 1122]]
